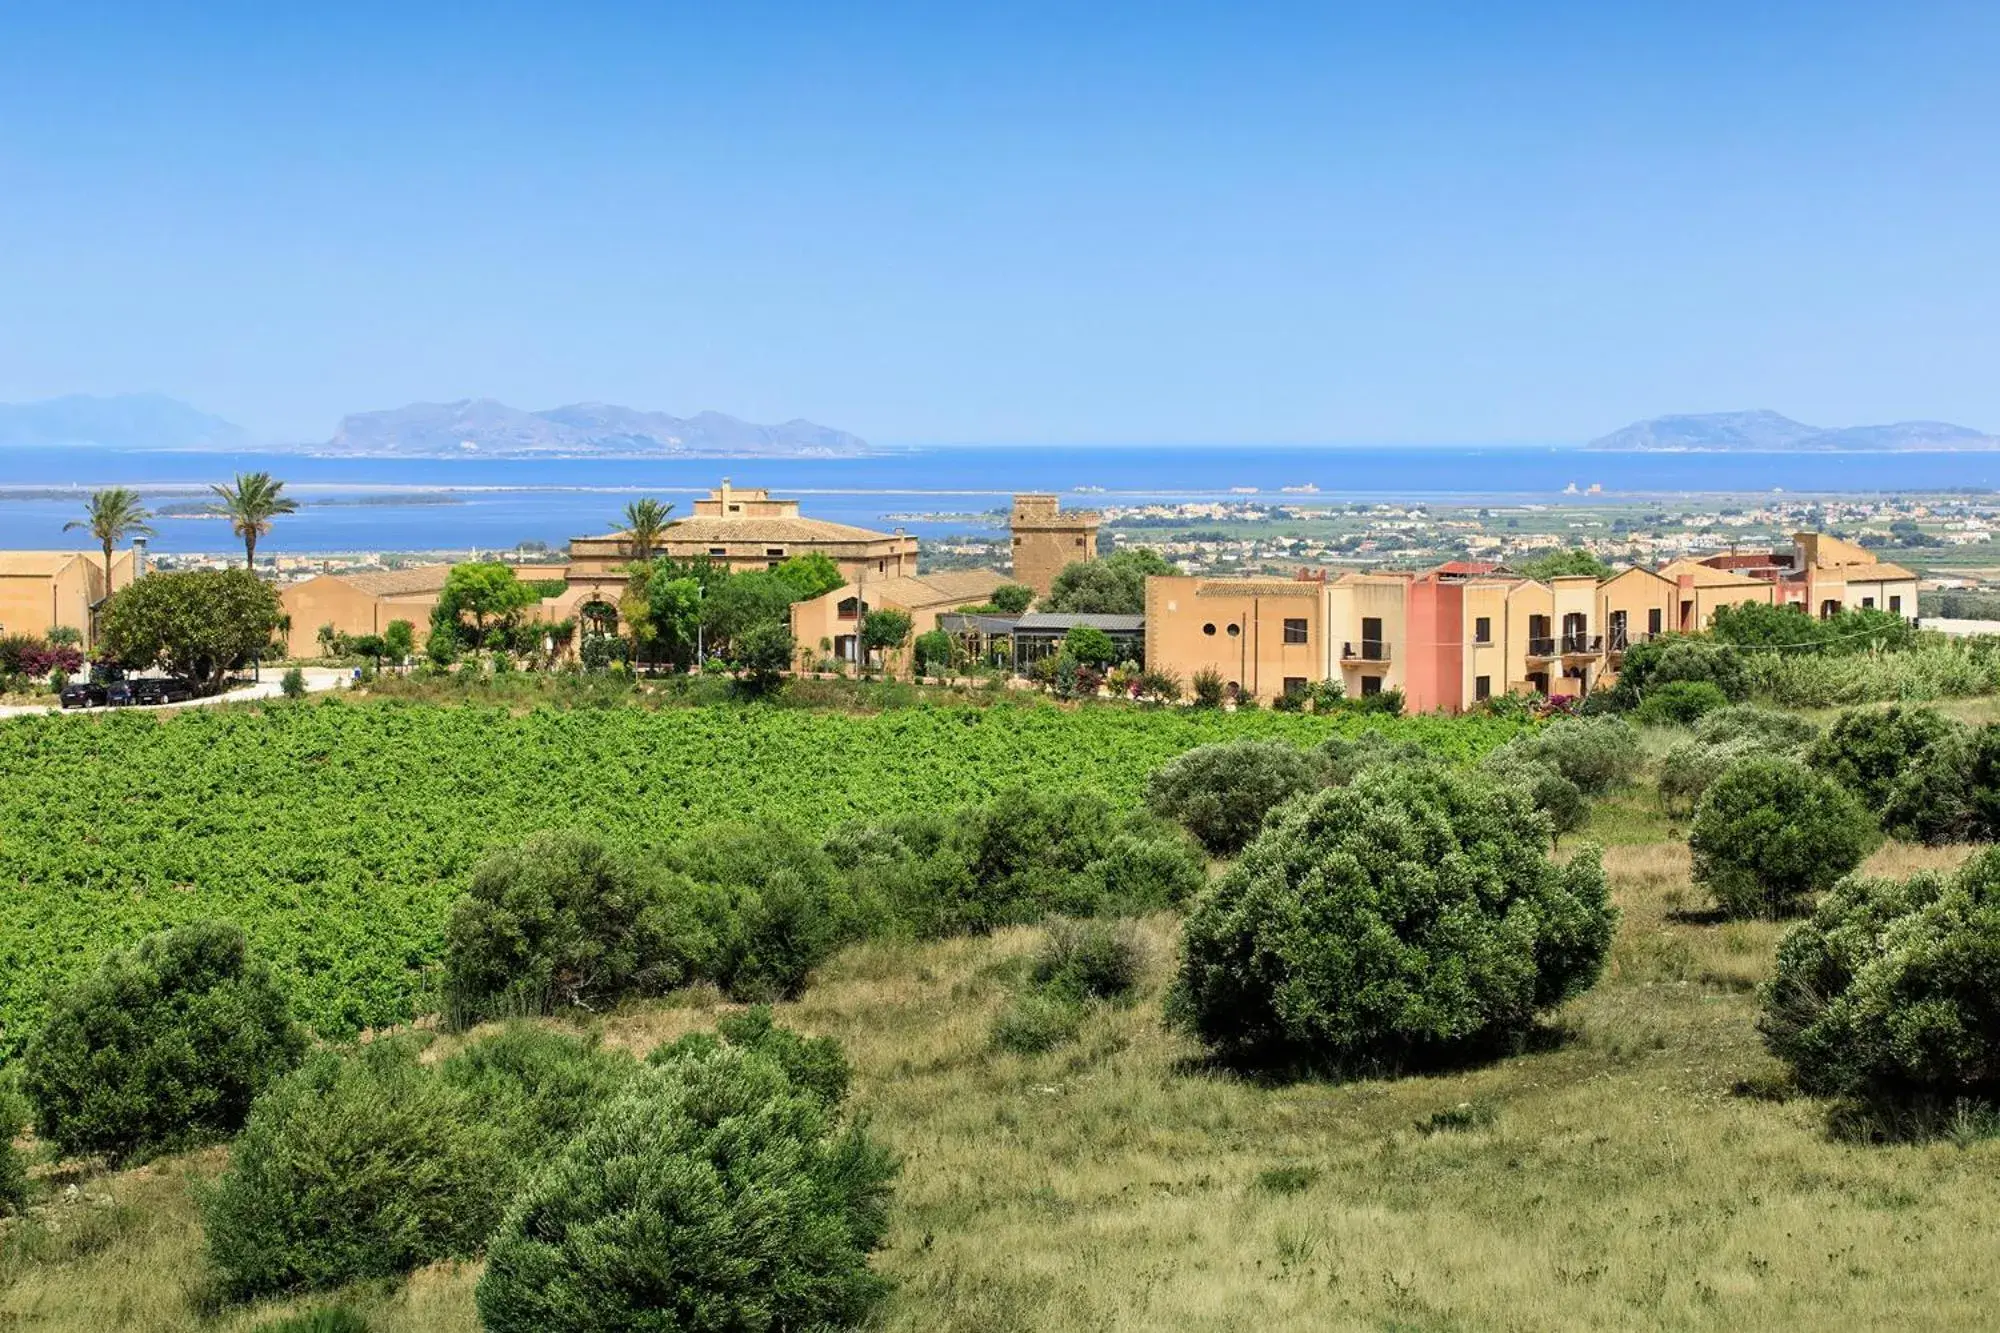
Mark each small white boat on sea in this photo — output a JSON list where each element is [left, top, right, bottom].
[[1230, 486, 1258, 494], [1280, 483, 1319, 494]]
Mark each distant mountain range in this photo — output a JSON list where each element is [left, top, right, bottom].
[[1586, 411, 2000, 452], [0, 393, 252, 451], [0, 394, 869, 458], [328, 399, 869, 457]]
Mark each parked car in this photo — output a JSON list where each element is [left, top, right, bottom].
[[59, 665, 125, 710], [59, 679, 108, 709], [132, 676, 198, 706]]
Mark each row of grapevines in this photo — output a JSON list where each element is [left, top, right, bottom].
[[0, 698, 1525, 1050]]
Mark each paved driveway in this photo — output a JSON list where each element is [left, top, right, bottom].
[[0, 666, 351, 719]]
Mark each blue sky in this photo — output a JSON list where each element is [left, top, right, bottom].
[[1, 3, 1996, 445]]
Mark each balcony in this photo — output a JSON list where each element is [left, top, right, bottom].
[[1526, 636, 1556, 660], [1606, 629, 1651, 658], [1561, 633, 1603, 658], [1340, 640, 1391, 664]]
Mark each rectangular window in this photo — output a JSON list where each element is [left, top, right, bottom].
[[1890, 595, 1903, 614], [1473, 616, 1491, 645], [1283, 618, 1308, 645], [1862, 596, 1875, 609], [1475, 674, 1491, 701], [767, 561, 782, 571], [1283, 676, 1307, 697], [1361, 675, 1382, 696], [1649, 608, 1664, 635], [709, 547, 727, 557], [766, 547, 786, 558]]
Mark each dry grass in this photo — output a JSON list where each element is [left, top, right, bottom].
[[8, 838, 2000, 1330]]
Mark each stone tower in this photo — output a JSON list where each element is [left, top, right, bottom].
[[1009, 494, 1100, 595]]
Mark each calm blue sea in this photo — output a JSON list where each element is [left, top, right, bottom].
[[0, 444, 1994, 554]]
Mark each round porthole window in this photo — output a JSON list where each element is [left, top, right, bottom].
[[1226, 623, 1241, 637], [1202, 623, 1216, 636]]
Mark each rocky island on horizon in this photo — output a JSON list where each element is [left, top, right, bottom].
[[1586, 409, 2000, 452], [0, 392, 871, 459]]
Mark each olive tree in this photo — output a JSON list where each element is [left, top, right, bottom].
[[1169, 765, 1615, 1072], [1689, 755, 1875, 917]]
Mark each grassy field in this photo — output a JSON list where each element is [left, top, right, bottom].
[[4, 786, 1997, 1332]]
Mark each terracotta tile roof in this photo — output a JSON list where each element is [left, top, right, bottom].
[[1852, 561, 1917, 581], [856, 568, 1007, 608], [584, 515, 908, 546], [1657, 559, 1769, 588]]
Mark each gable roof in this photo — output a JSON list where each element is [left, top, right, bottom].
[[327, 566, 454, 596], [1657, 559, 1769, 588], [850, 568, 1008, 609], [0, 551, 89, 578], [583, 514, 906, 547]]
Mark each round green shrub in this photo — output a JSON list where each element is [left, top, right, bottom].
[[990, 991, 1086, 1054], [1479, 752, 1586, 842], [1762, 850, 2000, 1115], [1092, 825, 1208, 910], [1145, 739, 1324, 854], [647, 1006, 851, 1110], [0, 1089, 29, 1217], [667, 823, 884, 1001], [1694, 703, 1819, 751], [1878, 728, 1976, 845], [22, 919, 304, 1164], [1608, 635, 1749, 709], [847, 788, 1202, 938], [1486, 716, 1639, 796], [202, 1040, 508, 1302], [1689, 755, 1875, 918], [1032, 917, 1144, 1001], [1169, 765, 1616, 1071], [1807, 704, 1964, 811], [476, 1047, 896, 1333], [443, 831, 720, 1027], [437, 1024, 640, 1158], [1657, 738, 1755, 818], [1634, 679, 1730, 727]]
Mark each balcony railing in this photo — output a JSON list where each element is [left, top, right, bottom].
[[1561, 633, 1603, 656], [1526, 636, 1556, 659], [1341, 640, 1391, 664], [1606, 629, 1653, 654]]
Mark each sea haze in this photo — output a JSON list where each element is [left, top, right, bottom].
[[0, 445, 1993, 554]]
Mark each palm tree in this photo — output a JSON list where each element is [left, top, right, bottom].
[[210, 471, 298, 569], [621, 497, 674, 563], [63, 487, 155, 598]]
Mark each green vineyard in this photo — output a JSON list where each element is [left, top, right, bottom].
[[0, 698, 1522, 1048]]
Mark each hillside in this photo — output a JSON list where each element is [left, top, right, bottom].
[[327, 398, 868, 457], [1587, 410, 2000, 452], [0, 393, 251, 451]]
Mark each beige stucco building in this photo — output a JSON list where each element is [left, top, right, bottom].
[[1140, 531, 1919, 711], [0, 549, 141, 647], [791, 569, 1010, 664], [567, 482, 919, 611]]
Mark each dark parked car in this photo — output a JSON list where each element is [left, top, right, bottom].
[[132, 676, 198, 706], [59, 665, 125, 709], [59, 679, 108, 709]]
